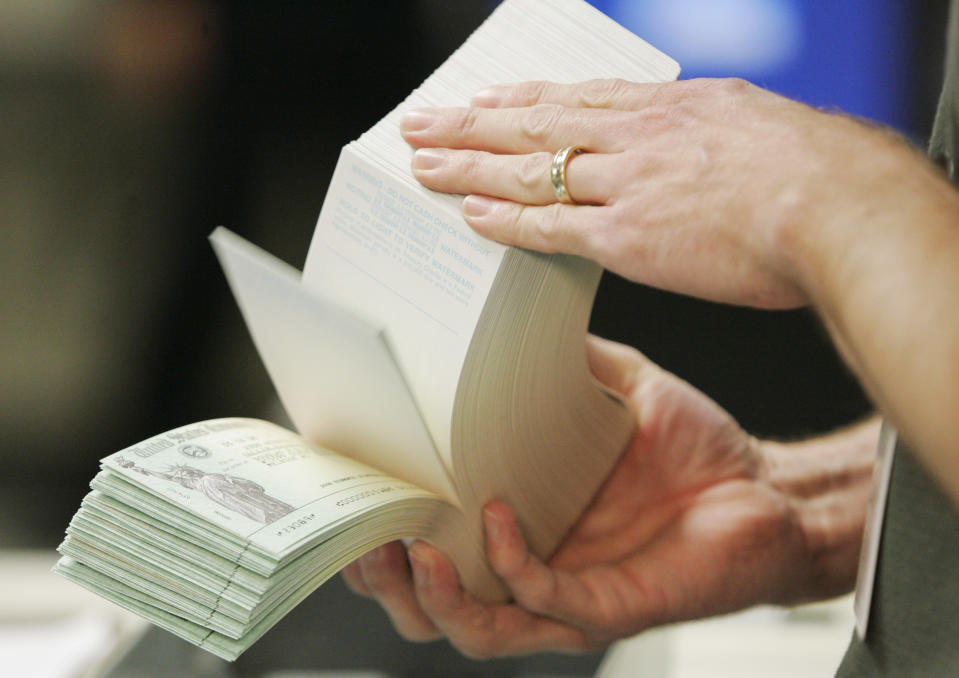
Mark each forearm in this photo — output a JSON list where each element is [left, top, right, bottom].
[[760, 417, 880, 601], [779, 126, 959, 506]]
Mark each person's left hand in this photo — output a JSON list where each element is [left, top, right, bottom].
[[398, 78, 925, 310], [340, 335, 846, 658]]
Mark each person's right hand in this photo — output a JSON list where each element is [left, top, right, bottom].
[[341, 336, 876, 657]]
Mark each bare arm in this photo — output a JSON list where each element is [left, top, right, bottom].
[[401, 78, 959, 504], [783, 140, 959, 505]]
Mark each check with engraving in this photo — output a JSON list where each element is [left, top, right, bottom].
[[55, 418, 442, 659], [97, 419, 432, 556]]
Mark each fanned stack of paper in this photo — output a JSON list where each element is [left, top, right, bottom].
[[55, 0, 678, 661], [56, 418, 450, 661]]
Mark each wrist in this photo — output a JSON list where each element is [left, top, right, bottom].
[[766, 115, 932, 311], [758, 418, 879, 602], [771, 117, 959, 500]]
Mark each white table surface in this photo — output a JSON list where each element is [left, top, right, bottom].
[[596, 596, 855, 678], [0, 549, 149, 678]]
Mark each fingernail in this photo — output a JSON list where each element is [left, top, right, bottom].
[[483, 506, 502, 540], [401, 108, 436, 133], [360, 545, 382, 565], [463, 194, 495, 219], [408, 543, 431, 587], [472, 85, 505, 107], [412, 148, 446, 171]]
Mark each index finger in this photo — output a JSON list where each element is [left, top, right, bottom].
[[355, 542, 441, 642], [406, 541, 590, 658]]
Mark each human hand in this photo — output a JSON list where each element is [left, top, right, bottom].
[[401, 78, 921, 309], [341, 336, 866, 657]]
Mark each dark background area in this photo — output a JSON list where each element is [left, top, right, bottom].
[[0, 1, 951, 675]]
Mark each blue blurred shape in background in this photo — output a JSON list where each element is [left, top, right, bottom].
[[591, 0, 912, 131]]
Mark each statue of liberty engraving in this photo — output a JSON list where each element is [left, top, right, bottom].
[[116, 457, 295, 524]]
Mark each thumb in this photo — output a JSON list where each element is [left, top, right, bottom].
[[585, 334, 660, 396]]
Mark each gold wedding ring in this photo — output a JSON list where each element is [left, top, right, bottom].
[[550, 145, 585, 204]]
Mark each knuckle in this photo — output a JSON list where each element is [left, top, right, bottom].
[[579, 78, 631, 107], [448, 607, 503, 659], [520, 104, 563, 146], [580, 224, 609, 261], [644, 81, 680, 107], [532, 204, 564, 245], [502, 204, 526, 243], [689, 77, 752, 98], [396, 625, 441, 643], [517, 152, 548, 192], [633, 104, 675, 133], [514, 80, 549, 105], [516, 577, 559, 614], [457, 107, 482, 138], [460, 150, 485, 182], [720, 76, 753, 94], [589, 205, 634, 267], [679, 77, 715, 95], [453, 632, 498, 660]]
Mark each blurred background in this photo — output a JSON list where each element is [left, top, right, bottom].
[[0, 0, 951, 676]]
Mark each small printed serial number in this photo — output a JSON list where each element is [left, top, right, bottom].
[[274, 513, 316, 537], [335, 486, 394, 507]]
